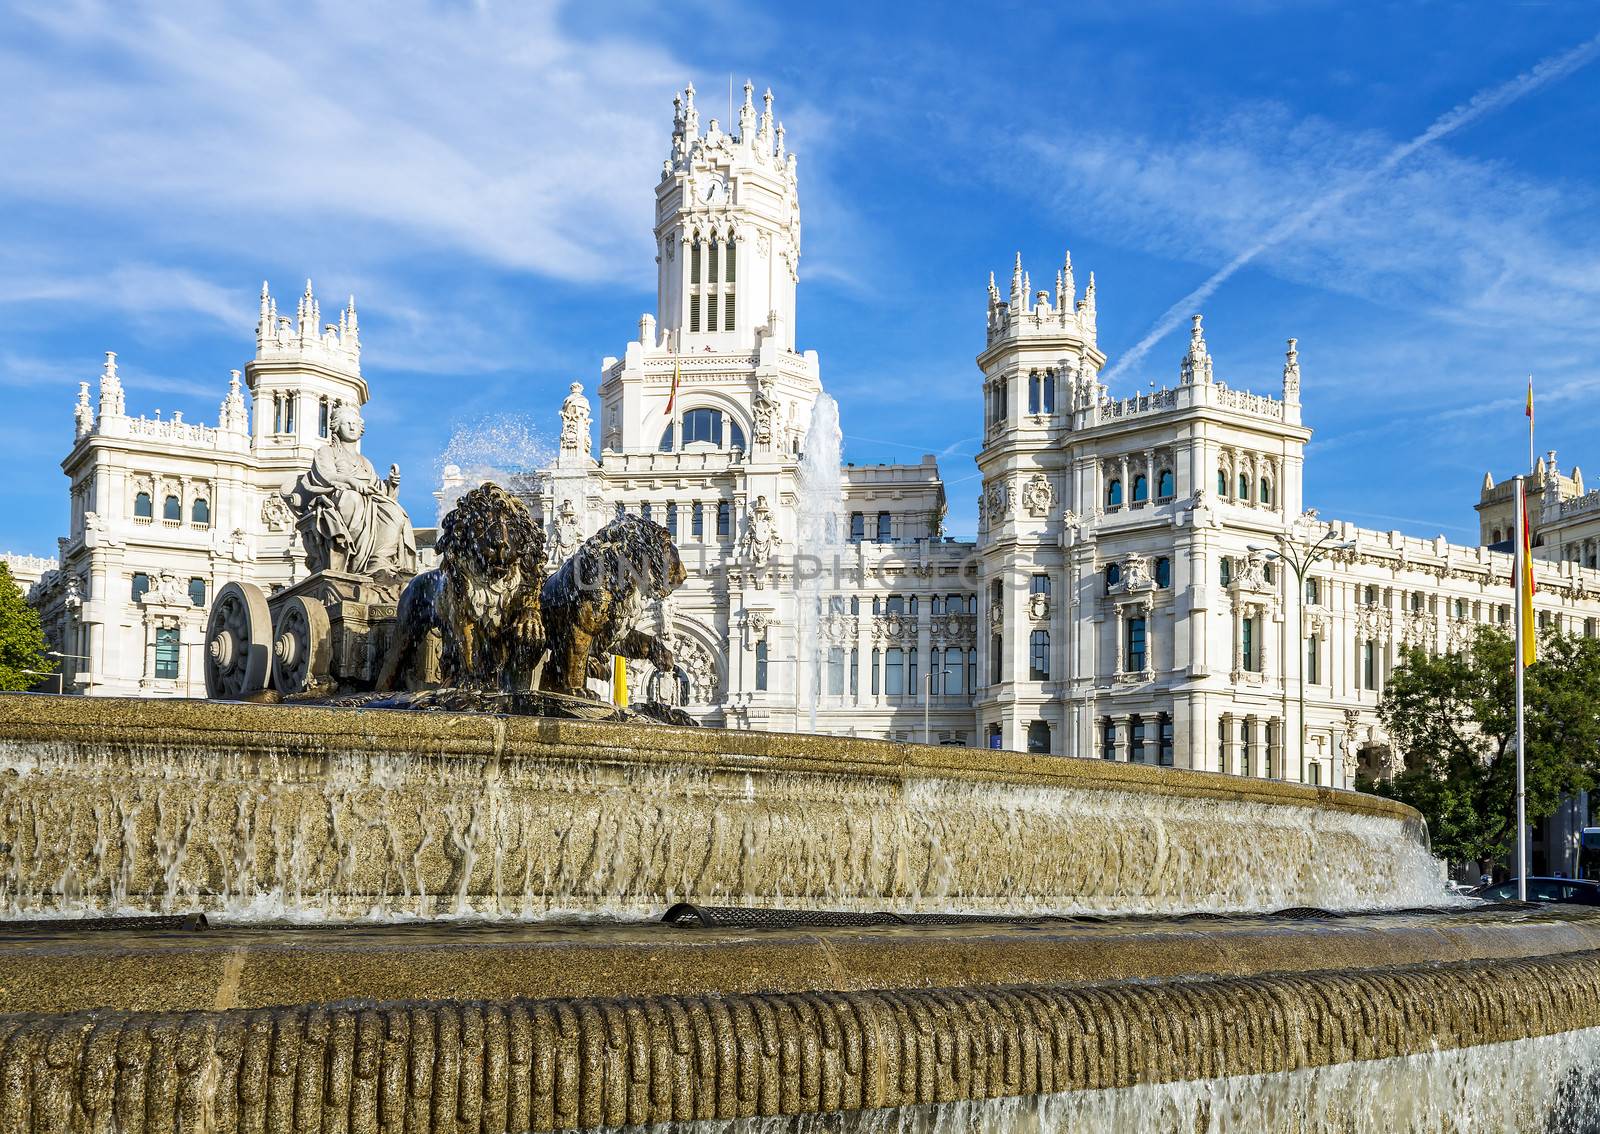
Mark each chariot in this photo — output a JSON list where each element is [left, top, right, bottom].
[[202, 570, 403, 699]]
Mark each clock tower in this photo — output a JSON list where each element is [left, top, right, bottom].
[[654, 80, 801, 354]]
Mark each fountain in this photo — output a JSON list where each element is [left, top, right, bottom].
[[2, 420, 1600, 1129], [794, 393, 843, 732]]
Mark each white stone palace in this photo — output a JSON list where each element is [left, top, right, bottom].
[[21, 81, 1600, 787]]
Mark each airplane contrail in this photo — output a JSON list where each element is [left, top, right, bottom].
[[1100, 31, 1600, 385]]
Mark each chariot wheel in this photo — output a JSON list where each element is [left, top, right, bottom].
[[204, 582, 272, 699], [271, 595, 332, 697]]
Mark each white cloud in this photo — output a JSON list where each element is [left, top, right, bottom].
[[0, 2, 694, 283]]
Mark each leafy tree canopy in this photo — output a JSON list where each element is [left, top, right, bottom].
[[1373, 627, 1600, 866], [0, 563, 54, 692]]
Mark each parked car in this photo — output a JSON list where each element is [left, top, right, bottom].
[[1470, 877, 1600, 905]]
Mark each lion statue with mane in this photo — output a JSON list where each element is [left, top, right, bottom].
[[376, 483, 547, 693], [539, 515, 686, 697]]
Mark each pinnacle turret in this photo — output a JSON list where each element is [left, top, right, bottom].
[[73, 380, 92, 439], [1282, 337, 1301, 405], [253, 279, 361, 370], [1180, 314, 1213, 386], [219, 369, 249, 434], [97, 351, 125, 420]]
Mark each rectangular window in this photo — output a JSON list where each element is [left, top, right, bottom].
[[871, 649, 881, 696], [1242, 722, 1254, 778], [1130, 717, 1145, 763], [877, 512, 892, 543], [1307, 635, 1320, 684], [755, 639, 768, 691], [706, 294, 718, 334], [1042, 372, 1055, 414], [967, 648, 977, 694], [990, 633, 1002, 686], [691, 503, 704, 537], [666, 504, 678, 539], [909, 647, 919, 692], [1241, 617, 1256, 673], [1218, 718, 1230, 773], [1159, 716, 1174, 767], [945, 647, 963, 695], [641, 502, 652, 522], [188, 577, 206, 607], [1029, 630, 1050, 681], [885, 595, 904, 615], [849, 512, 864, 542], [850, 649, 859, 696], [827, 647, 845, 696], [1128, 617, 1147, 672], [1362, 639, 1376, 690], [1030, 573, 1051, 596], [1102, 720, 1117, 760], [716, 501, 731, 537], [154, 627, 180, 680]]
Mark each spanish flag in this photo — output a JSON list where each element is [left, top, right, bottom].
[[1518, 455, 1537, 669], [1526, 376, 1534, 425], [665, 344, 681, 415]]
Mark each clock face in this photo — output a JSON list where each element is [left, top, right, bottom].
[[699, 178, 724, 203]]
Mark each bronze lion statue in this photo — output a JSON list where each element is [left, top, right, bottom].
[[376, 483, 546, 693], [539, 515, 687, 697]]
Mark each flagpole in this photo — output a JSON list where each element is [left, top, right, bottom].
[[1514, 474, 1528, 901], [1527, 375, 1536, 476]]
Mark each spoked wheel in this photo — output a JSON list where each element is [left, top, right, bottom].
[[271, 595, 332, 696], [204, 582, 272, 699]]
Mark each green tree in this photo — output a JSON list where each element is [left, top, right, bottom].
[[1373, 626, 1600, 870], [0, 562, 54, 692]]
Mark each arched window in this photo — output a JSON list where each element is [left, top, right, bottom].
[[188, 577, 206, 607], [163, 494, 181, 521], [1027, 720, 1051, 754], [191, 498, 210, 525], [131, 572, 150, 602], [1238, 472, 1250, 499], [1029, 630, 1050, 680], [1132, 475, 1149, 504], [1217, 469, 1228, 495], [1155, 557, 1172, 588], [1158, 469, 1175, 499], [1491, 528, 1502, 544], [1105, 563, 1121, 593], [1260, 479, 1272, 506], [133, 492, 153, 519], [1106, 479, 1123, 508], [729, 421, 746, 450], [684, 408, 722, 446], [659, 426, 674, 452]]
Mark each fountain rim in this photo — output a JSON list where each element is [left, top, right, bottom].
[[0, 691, 1419, 826]]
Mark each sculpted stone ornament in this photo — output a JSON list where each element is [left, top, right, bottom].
[[379, 483, 547, 694], [281, 404, 417, 581], [740, 495, 776, 565], [753, 379, 778, 445], [547, 499, 582, 568], [1023, 474, 1054, 518], [539, 515, 688, 697], [558, 382, 592, 457]]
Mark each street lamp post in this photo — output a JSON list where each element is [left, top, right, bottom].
[[1254, 523, 1355, 785], [924, 668, 953, 746], [46, 649, 92, 695]]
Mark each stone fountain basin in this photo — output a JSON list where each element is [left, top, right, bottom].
[[1, 906, 1599, 1130], [0, 694, 1445, 920]]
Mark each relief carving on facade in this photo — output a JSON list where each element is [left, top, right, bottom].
[[740, 495, 776, 566], [1022, 474, 1054, 518], [558, 383, 592, 457]]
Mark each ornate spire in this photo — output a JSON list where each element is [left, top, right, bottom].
[[988, 270, 999, 305], [1282, 337, 1300, 404], [1010, 253, 1023, 303], [683, 82, 699, 138], [97, 351, 125, 419], [74, 380, 93, 440], [774, 120, 785, 161], [1061, 251, 1075, 309], [1180, 313, 1212, 385], [739, 78, 756, 141], [759, 87, 774, 150], [219, 369, 249, 434]]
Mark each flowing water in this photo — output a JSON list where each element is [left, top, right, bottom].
[[794, 393, 843, 733], [435, 412, 552, 520], [651, 1026, 1600, 1133], [0, 731, 1452, 921]]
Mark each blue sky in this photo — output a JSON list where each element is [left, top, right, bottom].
[[3, 2, 1598, 555]]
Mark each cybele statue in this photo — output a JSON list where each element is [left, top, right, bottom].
[[281, 401, 417, 582]]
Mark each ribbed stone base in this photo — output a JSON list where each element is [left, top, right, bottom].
[[3, 946, 1599, 1131]]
